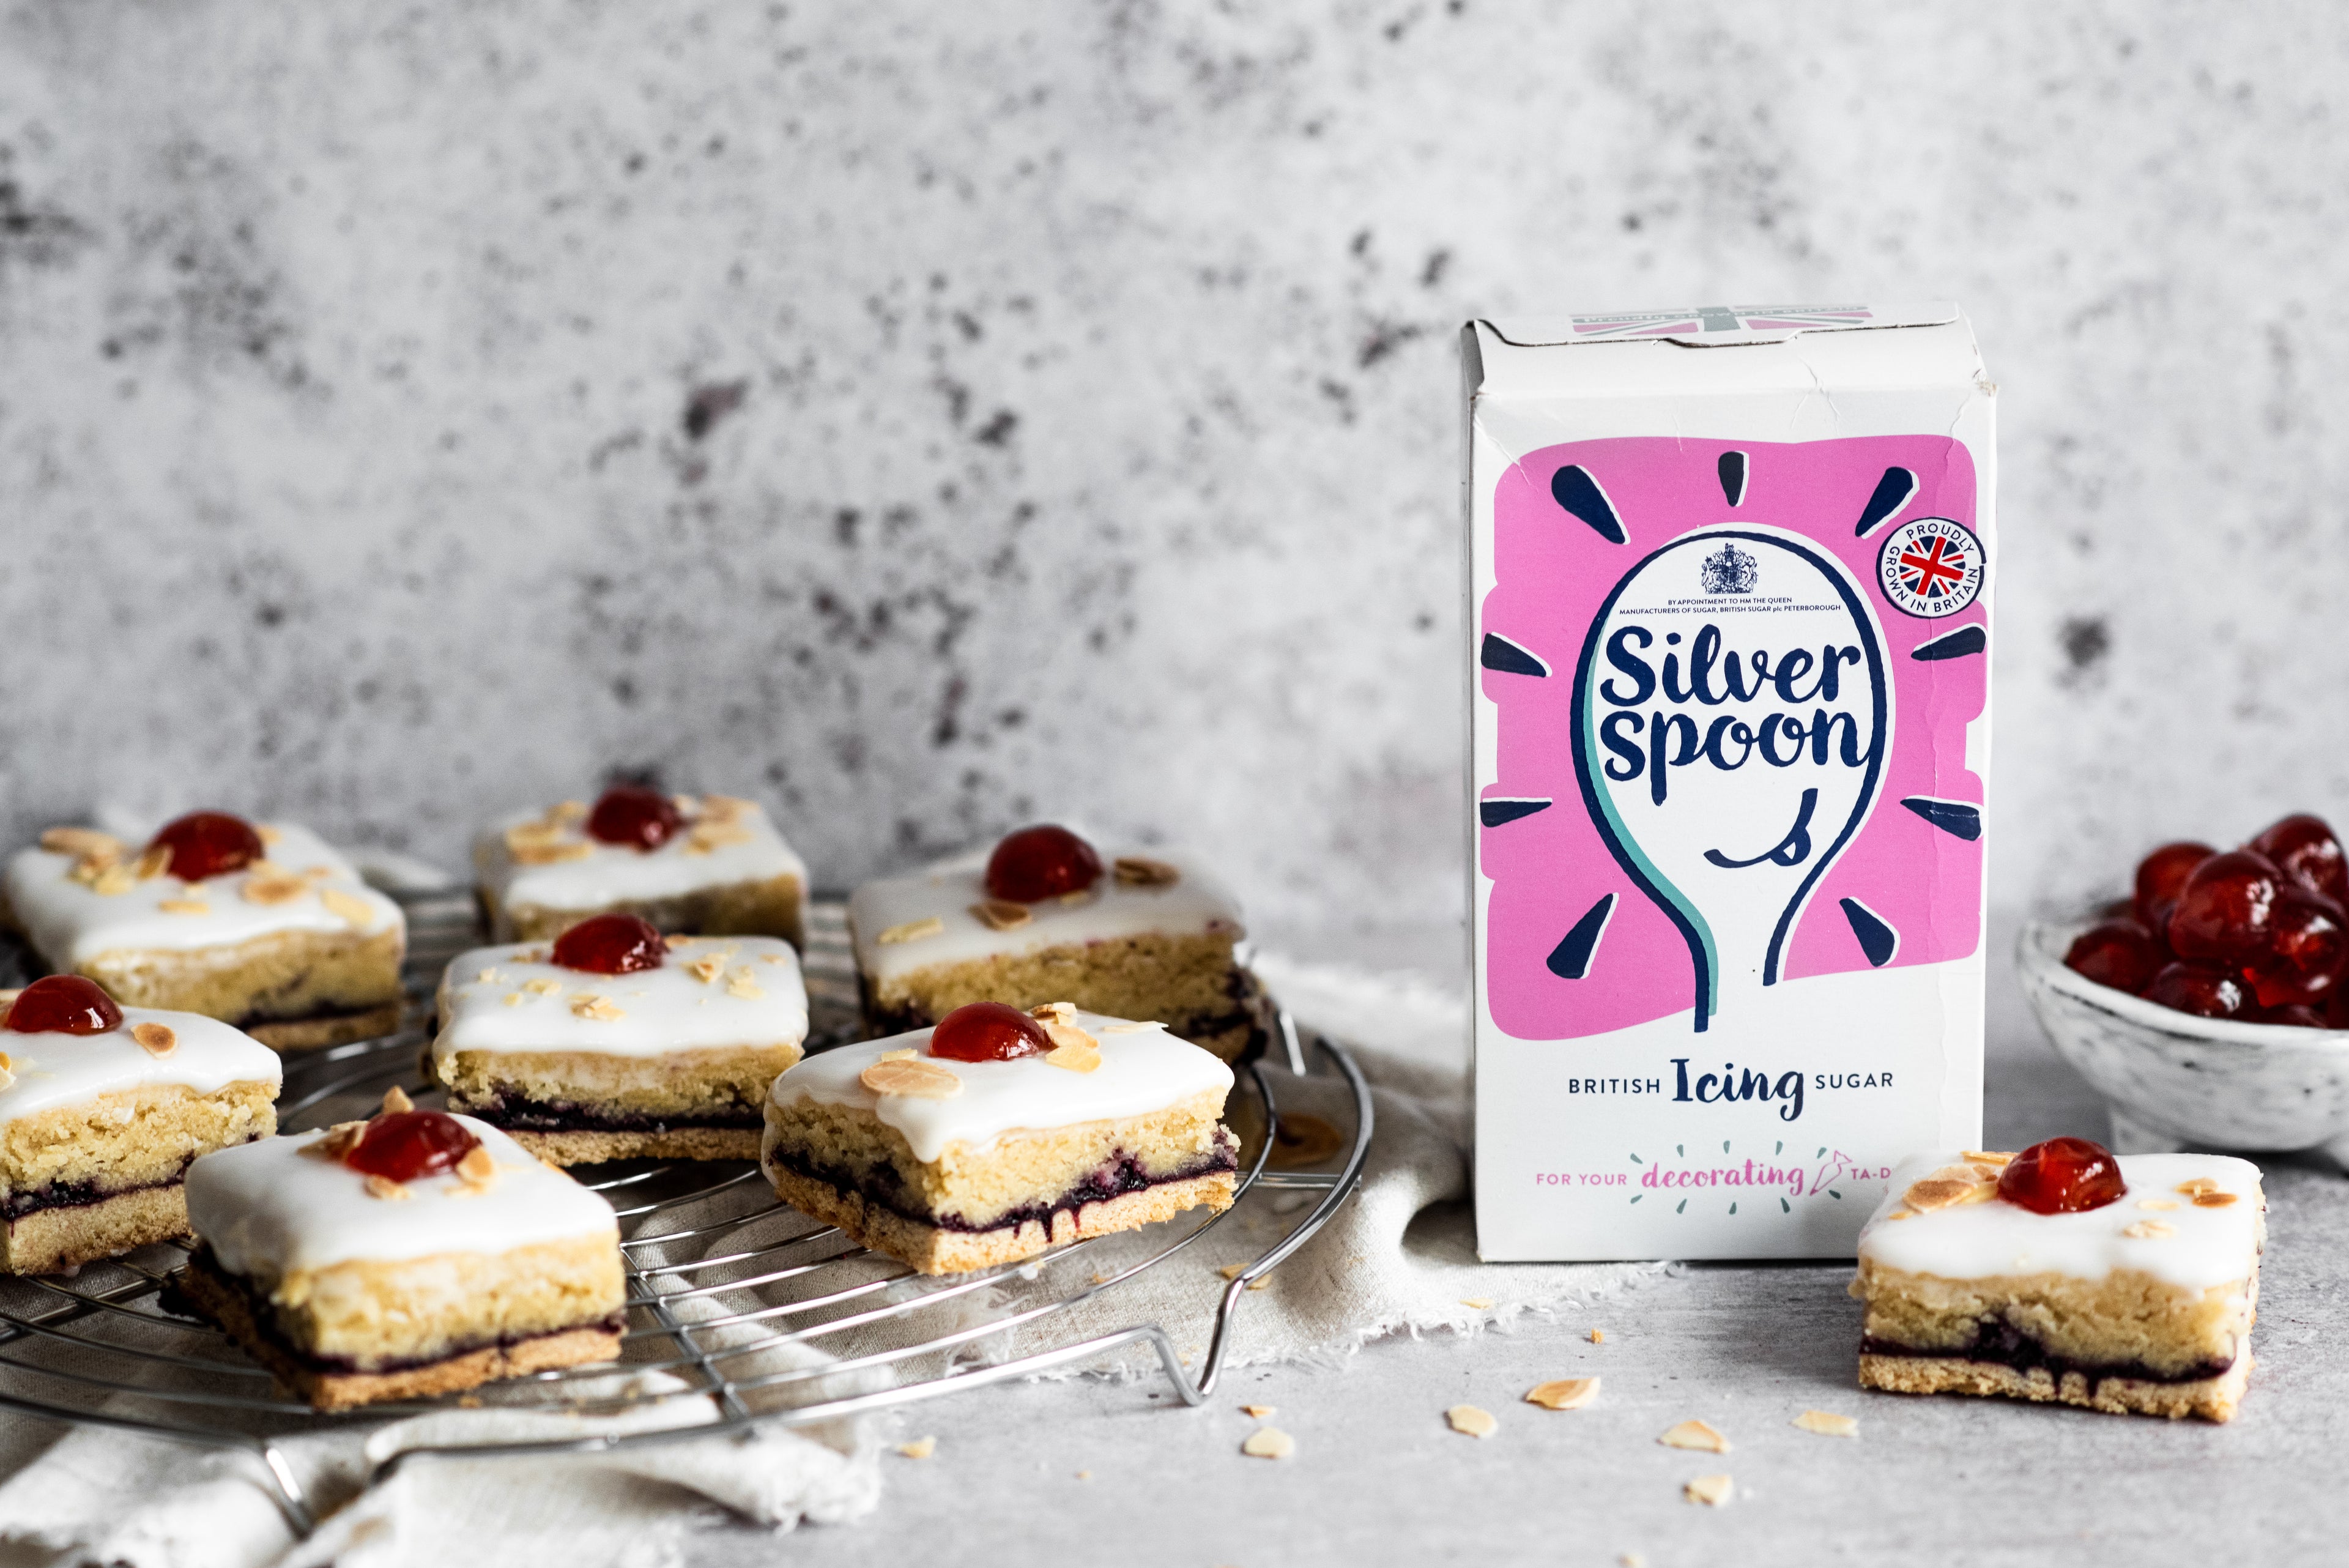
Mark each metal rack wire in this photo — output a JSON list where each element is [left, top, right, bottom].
[[0, 891, 1373, 1536]]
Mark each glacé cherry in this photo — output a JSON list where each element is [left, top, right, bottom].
[[984, 825, 1103, 903], [2165, 850, 2284, 963], [927, 1001, 1050, 1062], [2249, 813, 2348, 904], [2142, 961, 2256, 1020], [2241, 885, 2347, 1009], [2061, 919, 2164, 996], [2, 975, 123, 1035], [585, 786, 683, 852], [2132, 841, 2214, 929], [1997, 1135, 2126, 1214], [549, 912, 667, 975], [149, 811, 265, 882], [344, 1110, 481, 1183]]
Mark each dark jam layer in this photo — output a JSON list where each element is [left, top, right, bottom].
[[773, 1130, 1240, 1235], [470, 1090, 765, 1135], [1861, 1320, 2236, 1387], [0, 1142, 251, 1221]]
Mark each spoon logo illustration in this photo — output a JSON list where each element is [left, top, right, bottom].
[[1570, 528, 1889, 1030]]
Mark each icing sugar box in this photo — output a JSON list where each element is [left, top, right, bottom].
[[1464, 303, 1996, 1260]]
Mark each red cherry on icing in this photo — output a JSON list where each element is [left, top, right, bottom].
[[344, 1110, 481, 1183], [1997, 1136, 2126, 1214], [149, 811, 266, 882], [549, 913, 667, 975], [2248, 813, 2348, 905], [984, 825, 1103, 903], [2133, 841, 2214, 930], [2063, 919, 2164, 995], [927, 1001, 1050, 1062], [585, 786, 683, 852], [2142, 960, 2257, 1020], [2166, 850, 2284, 963], [2242, 885, 2348, 1009], [2, 975, 124, 1035]]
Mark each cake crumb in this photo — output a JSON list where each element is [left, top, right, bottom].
[[1659, 1419, 1729, 1453], [1113, 856, 1182, 888], [1791, 1410, 1858, 1438], [1524, 1377, 1599, 1410], [157, 899, 210, 916], [571, 995, 625, 1021], [878, 917, 944, 945], [1447, 1404, 1498, 1438], [363, 1175, 410, 1201], [897, 1437, 936, 1459], [2194, 1192, 2240, 1208], [2121, 1220, 2177, 1239], [1241, 1404, 1275, 1418], [970, 899, 1033, 931], [131, 1022, 177, 1057], [1589, 1328, 1605, 1343], [1683, 1474, 1733, 1507], [861, 1058, 962, 1099], [1241, 1427, 1294, 1459]]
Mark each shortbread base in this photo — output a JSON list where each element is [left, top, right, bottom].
[[491, 873, 807, 949], [72, 926, 405, 1034], [247, 1000, 408, 1051], [511, 1127, 762, 1165], [1, 1183, 191, 1276], [765, 1161, 1234, 1275], [1858, 1349, 2252, 1423]]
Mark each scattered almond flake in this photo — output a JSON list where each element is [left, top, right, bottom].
[[524, 978, 563, 996], [1057, 889, 1094, 905], [1658, 1419, 1729, 1454], [1241, 1404, 1275, 1418], [896, 1437, 936, 1460], [131, 1022, 177, 1057], [571, 995, 625, 1021], [511, 839, 593, 865], [1112, 855, 1182, 888], [2176, 1176, 2219, 1196], [2194, 1191, 2241, 1208], [878, 1048, 918, 1062], [1091, 1273, 1113, 1285], [760, 953, 787, 964], [241, 872, 310, 906], [132, 845, 171, 881], [255, 823, 284, 844], [2121, 1220, 2177, 1240], [686, 820, 754, 855], [1461, 1297, 1494, 1310], [539, 1155, 566, 1173], [725, 970, 766, 1000], [1219, 1263, 1247, 1280], [700, 794, 752, 822], [1029, 1001, 1077, 1025], [860, 1058, 963, 1099], [0, 1064, 13, 1091], [66, 856, 108, 886], [363, 1174, 411, 1201], [1902, 1176, 1985, 1212], [1075, 1471, 1091, 1481], [505, 820, 568, 849], [1247, 1276, 1271, 1291], [319, 888, 376, 927], [303, 1122, 366, 1161], [687, 954, 726, 984], [0, 1047, 12, 1068], [382, 1086, 414, 1114], [299, 865, 333, 881], [457, 1145, 498, 1189], [1240, 1427, 1294, 1460], [2137, 1198, 2181, 1211], [1791, 1410, 1858, 1438], [157, 898, 211, 916], [475, 967, 501, 984], [549, 800, 588, 822], [1446, 1405, 1498, 1438], [672, 793, 700, 814], [1525, 1378, 1600, 1411], [1621, 1556, 1647, 1568], [970, 899, 1033, 931], [877, 916, 944, 946], [1102, 1021, 1162, 1034], [1589, 1328, 1605, 1343], [1045, 1041, 1102, 1073], [503, 992, 525, 1007], [1962, 1149, 2016, 1166], [1885, 1209, 1917, 1221], [40, 827, 121, 862], [1683, 1474, 1733, 1507]]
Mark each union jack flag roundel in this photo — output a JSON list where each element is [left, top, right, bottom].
[[1876, 517, 1984, 619]]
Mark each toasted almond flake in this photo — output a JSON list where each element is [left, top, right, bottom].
[[382, 1086, 414, 1114], [1659, 1419, 1729, 1454], [1045, 1041, 1102, 1073], [1446, 1404, 1498, 1438], [686, 820, 754, 855], [1885, 1208, 1917, 1220], [0, 1065, 12, 1091], [860, 1058, 963, 1099], [1525, 1378, 1600, 1410], [1112, 855, 1181, 888], [1057, 889, 1094, 906], [1240, 1427, 1294, 1460], [0, 1047, 12, 1068], [700, 794, 752, 822], [571, 995, 625, 1021], [131, 1022, 177, 1057], [2137, 1198, 2181, 1211], [1241, 1404, 1275, 1418], [1683, 1474, 1733, 1507], [549, 800, 588, 823], [878, 916, 944, 946], [1589, 1328, 1605, 1343], [503, 992, 525, 1006], [255, 823, 284, 844], [2121, 1220, 2176, 1239], [1902, 1176, 1984, 1212], [363, 1174, 410, 1201], [1461, 1297, 1494, 1310], [967, 898, 1033, 931], [41, 827, 122, 862], [457, 1145, 498, 1189], [505, 820, 567, 848], [1029, 1001, 1077, 1025], [2176, 1176, 2219, 1195], [1102, 1021, 1161, 1034], [132, 845, 171, 881], [1247, 1276, 1271, 1291], [687, 955, 725, 984], [514, 839, 595, 865], [1219, 1263, 1247, 1280], [319, 888, 376, 927], [1621, 1556, 1647, 1568], [476, 967, 501, 984], [157, 898, 210, 916], [242, 872, 310, 906], [2194, 1191, 2241, 1208], [1962, 1149, 2016, 1166], [726, 970, 765, 1000], [524, 978, 562, 996], [303, 1122, 366, 1161], [879, 1048, 917, 1061], [1792, 1410, 1858, 1438], [1075, 1471, 1091, 1481], [896, 1437, 935, 1460]]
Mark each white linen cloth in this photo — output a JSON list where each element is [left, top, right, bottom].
[[0, 957, 1659, 1566]]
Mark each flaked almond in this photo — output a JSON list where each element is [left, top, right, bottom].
[[476, 967, 501, 984], [700, 794, 752, 822], [1461, 1296, 1494, 1310], [687, 954, 726, 984], [571, 995, 625, 1021], [549, 800, 588, 823], [255, 823, 284, 844], [0, 1063, 12, 1091], [1683, 1474, 1734, 1507], [303, 1121, 366, 1160], [363, 1173, 411, 1201], [2121, 1220, 2176, 1239], [1589, 1328, 1605, 1343], [503, 992, 525, 1007], [319, 888, 376, 927], [1057, 889, 1094, 906], [132, 845, 171, 881], [1029, 1001, 1077, 1025], [1102, 1021, 1162, 1034], [970, 899, 1033, 931], [505, 819, 568, 849], [1240, 1427, 1294, 1460], [897, 1436, 937, 1460], [1241, 1403, 1275, 1419], [725, 970, 765, 1000], [1659, 1419, 1729, 1454], [383, 1085, 414, 1114], [66, 856, 108, 886], [860, 1058, 962, 1099], [1045, 1040, 1102, 1073], [132, 1022, 177, 1057], [2176, 1176, 2219, 1196], [242, 872, 310, 905], [1446, 1404, 1498, 1438], [458, 1145, 498, 1188], [1112, 855, 1181, 888], [877, 916, 944, 946], [2194, 1191, 2241, 1208], [1961, 1149, 2016, 1166], [1885, 1209, 1917, 1221], [1791, 1410, 1858, 1438], [524, 978, 562, 995], [2136, 1198, 2181, 1211], [41, 827, 122, 863], [1219, 1262, 1247, 1280], [1525, 1378, 1600, 1411], [90, 866, 136, 897], [685, 821, 754, 855], [1902, 1176, 1986, 1212], [157, 899, 210, 916], [511, 839, 594, 866], [878, 1048, 918, 1061]]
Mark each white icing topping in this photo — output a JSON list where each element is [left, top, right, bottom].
[[765, 1010, 1233, 1164], [4, 823, 404, 966], [431, 937, 809, 1062], [474, 797, 809, 920], [847, 846, 1244, 990], [187, 1115, 618, 1276], [1857, 1151, 2263, 1291], [0, 1007, 282, 1123]]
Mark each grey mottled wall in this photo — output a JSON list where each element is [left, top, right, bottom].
[[2, 1, 2345, 966]]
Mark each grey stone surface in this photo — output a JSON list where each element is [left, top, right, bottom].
[[4, 2, 2349, 967]]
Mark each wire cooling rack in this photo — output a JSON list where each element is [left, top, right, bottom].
[[0, 890, 1372, 1536]]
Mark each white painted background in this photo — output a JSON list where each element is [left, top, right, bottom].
[[1, 1, 2341, 970]]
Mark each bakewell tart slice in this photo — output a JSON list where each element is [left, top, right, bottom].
[[0, 976, 280, 1274], [179, 1095, 625, 1410], [1852, 1138, 2262, 1422], [1, 812, 406, 1049], [848, 824, 1263, 1064], [431, 914, 808, 1164], [762, 1001, 1238, 1275], [473, 787, 808, 947]]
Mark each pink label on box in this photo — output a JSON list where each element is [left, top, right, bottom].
[[1480, 436, 1987, 1041]]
